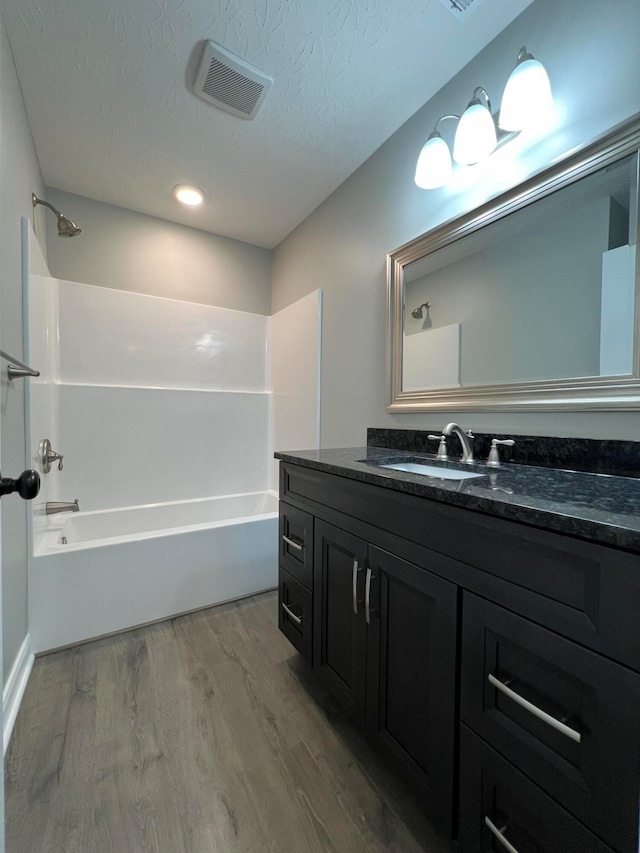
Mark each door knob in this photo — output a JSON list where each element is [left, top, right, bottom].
[[0, 470, 40, 500]]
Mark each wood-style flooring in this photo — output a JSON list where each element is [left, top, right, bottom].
[[5, 591, 453, 852]]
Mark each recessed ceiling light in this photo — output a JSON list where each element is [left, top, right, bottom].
[[174, 184, 204, 206]]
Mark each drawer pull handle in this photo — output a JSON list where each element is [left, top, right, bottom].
[[352, 559, 362, 615], [488, 673, 581, 744], [365, 567, 373, 624], [283, 534, 303, 552], [484, 817, 520, 853], [281, 602, 303, 626]]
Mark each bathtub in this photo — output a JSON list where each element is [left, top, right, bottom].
[[29, 491, 279, 653]]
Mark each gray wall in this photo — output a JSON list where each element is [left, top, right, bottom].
[[272, 0, 640, 443], [0, 11, 46, 687], [45, 189, 272, 314]]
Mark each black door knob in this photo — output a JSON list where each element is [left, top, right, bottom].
[[0, 470, 40, 500]]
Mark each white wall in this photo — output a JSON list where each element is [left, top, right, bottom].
[[0, 9, 47, 692], [270, 291, 322, 489], [44, 188, 272, 314], [28, 277, 271, 513], [271, 0, 640, 442], [28, 277, 324, 511]]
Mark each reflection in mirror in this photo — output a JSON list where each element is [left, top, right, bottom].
[[387, 114, 640, 412], [402, 153, 637, 392]]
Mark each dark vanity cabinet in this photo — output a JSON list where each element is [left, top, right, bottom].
[[277, 460, 640, 852]]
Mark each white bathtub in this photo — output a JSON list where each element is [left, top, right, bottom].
[[29, 491, 279, 653]]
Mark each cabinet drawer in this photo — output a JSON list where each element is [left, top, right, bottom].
[[278, 567, 313, 665], [279, 502, 313, 589], [458, 725, 614, 853], [461, 592, 640, 852]]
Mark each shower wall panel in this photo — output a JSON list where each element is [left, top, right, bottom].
[[55, 277, 269, 391], [28, 275, 271, 512], [56, 385, 270, 510]]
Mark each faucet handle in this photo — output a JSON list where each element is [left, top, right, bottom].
[[427, 434, 449, 460], [487, 438, 515, 467], [38, 439, 64, 473]]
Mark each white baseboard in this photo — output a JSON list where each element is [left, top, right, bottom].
[[3, 634, 34, 755]]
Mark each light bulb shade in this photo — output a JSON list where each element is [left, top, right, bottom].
[[453, 102, 497, 165], [499, 57, 552, 131], [415, 134, 452, 189]]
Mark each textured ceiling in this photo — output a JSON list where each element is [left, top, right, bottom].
[[4, 0, 532, 248]]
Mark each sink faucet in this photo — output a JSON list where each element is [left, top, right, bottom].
[[442, 423, 475, 463], [45, 499, 80, 515]]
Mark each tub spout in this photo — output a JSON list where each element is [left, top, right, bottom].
[[46, 499, 80, 515]]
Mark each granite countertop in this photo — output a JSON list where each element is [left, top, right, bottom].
[[274, 446, 640, 554]]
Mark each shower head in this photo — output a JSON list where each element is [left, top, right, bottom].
[[411, 301, 431, 319], [32, 193, 82, 237]]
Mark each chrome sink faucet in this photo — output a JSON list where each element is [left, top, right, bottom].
[[442, 423, 475, 463]]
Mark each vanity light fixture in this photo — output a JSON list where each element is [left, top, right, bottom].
[[499, 47, 553, 132], [415, 116, 458, 189], [453, 88, 497, 165], [414, 45, 552, 189], [173, 184, 205, 206]]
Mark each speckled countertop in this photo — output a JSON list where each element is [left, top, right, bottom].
[[275, 446, 640, 554]]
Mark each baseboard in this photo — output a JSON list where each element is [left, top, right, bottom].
[[3, 634, 34, 755]]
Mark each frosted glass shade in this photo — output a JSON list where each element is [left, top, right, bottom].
[[499, 58, 552, 131], [415, 135, 452, 189], [453, 102, 497, 165]]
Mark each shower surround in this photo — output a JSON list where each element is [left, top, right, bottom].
[[25, 248, 320, 651]]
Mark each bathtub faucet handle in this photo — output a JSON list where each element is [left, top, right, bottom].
[[39, 439, 64, 473]]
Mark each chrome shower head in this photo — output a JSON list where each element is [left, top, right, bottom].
[[32, 193, 82, 237], [411, 301, 431, 319]]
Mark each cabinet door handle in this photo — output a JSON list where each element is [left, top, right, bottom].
[[365, 567, 373, 624], [488, 674, 581, 744], [283, 534, 303, 552], [484, 817, 520, 853], [281, 602, 302, 626], [352, 559, 362, 614]]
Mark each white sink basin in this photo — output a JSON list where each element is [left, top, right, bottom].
[[378, 462, 484, 481]]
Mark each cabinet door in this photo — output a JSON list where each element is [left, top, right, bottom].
[[314, 520, 368, 724], [366, 546, 458, 837]]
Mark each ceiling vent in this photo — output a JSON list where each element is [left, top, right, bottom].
[[437, 0, 486, 19], [193, 40, 272, 120]]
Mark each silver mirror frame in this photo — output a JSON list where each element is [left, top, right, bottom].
[[387, 113, 640, 412]]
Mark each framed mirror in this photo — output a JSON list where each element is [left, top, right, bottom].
[[387, 114, 640, 412]]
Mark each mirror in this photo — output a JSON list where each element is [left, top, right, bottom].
[[387, 114, 640, 412]]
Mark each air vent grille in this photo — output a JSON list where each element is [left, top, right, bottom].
[[438, 0, 486, 19], [193, 41, 272, 120]]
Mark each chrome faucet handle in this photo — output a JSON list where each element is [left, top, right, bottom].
[[39, 439, 64, 473], [465, 429, 475, 463], [427, 434, 448, 460], [487, 438, 515, 467]]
